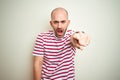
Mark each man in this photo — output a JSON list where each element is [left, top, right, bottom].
[[33, 7, 90, 80]]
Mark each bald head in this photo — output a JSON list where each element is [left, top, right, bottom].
[[51, 7, 68, 20]]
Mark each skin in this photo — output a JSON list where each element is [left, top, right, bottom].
[[33, 7, 90, 80], [33, 56, 43, 80], [71, 31, 90, 50]]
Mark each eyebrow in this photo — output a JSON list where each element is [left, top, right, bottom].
[[53, 20, 66, 23]]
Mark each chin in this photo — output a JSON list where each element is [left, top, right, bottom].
[[57, 36, 63, 38], [56, 33, 65, 38]]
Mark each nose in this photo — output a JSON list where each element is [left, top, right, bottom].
[[58, 22, 62, 28]]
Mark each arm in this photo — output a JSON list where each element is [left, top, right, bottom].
[[33, 56, 43, 80], [70, 31, 90, 50]]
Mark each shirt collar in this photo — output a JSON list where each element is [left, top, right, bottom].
[[49, 29, 67, 40]]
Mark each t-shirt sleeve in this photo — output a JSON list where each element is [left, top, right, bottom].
[[69, 30, 75, 36], [33, 34, 44, 56], [68, 30, 76, 55]]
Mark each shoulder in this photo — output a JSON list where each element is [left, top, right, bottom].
[[66, 29, 75, 36], [37, 30, 53, 38]]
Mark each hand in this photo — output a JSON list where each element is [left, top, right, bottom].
[[71, 31, 90, 50]]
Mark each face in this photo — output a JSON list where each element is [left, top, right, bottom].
[[50, 10, 70, 38]]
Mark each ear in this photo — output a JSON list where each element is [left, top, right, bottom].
[[68, 20, 70, 25], [50, 21, 53, 27]]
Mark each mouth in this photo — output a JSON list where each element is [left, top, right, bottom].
[[56, 29, 64, 37], [57, 29, 63, 33]]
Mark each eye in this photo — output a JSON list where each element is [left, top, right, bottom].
[[61, 20, 66, 24], [53, 21, 59, 24]]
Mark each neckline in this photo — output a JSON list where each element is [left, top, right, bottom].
[[50, 29, 67, 41]]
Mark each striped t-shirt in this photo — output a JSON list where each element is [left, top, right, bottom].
[[33, 30, 76, 80]]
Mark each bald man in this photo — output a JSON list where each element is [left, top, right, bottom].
[[33, 7, 90, 80]]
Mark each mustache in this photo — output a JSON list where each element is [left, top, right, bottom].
[[56, 28, 63, 31], [57, 28, 62, 30]]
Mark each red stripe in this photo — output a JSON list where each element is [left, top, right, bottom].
[[52, 70, 74, 79]]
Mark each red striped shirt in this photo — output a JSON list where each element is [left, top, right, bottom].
[[33, 30, 76, 80]]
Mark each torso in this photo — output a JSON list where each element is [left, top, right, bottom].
[[35, 30, 76, 80]]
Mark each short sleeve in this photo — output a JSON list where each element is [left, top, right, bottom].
[[67, 30, 76, 55], [67, 30, 75, 36], [33, 34, 44, 56]]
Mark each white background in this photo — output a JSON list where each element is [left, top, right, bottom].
[[0, 0, 120, 80]]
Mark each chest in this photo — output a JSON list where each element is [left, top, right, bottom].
[[44, 37, 71, 52]]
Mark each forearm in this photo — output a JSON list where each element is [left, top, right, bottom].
[[70, 31, 90, 49], [33, 56, 43, 80], [34, 64, 42, 80], [70, 34, 82, 49]]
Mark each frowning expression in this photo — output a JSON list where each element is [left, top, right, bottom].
[[50, 8, 70, 38]]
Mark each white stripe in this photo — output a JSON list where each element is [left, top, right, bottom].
[[32, 54, 44, 56], [51, 67, 74, 79]]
